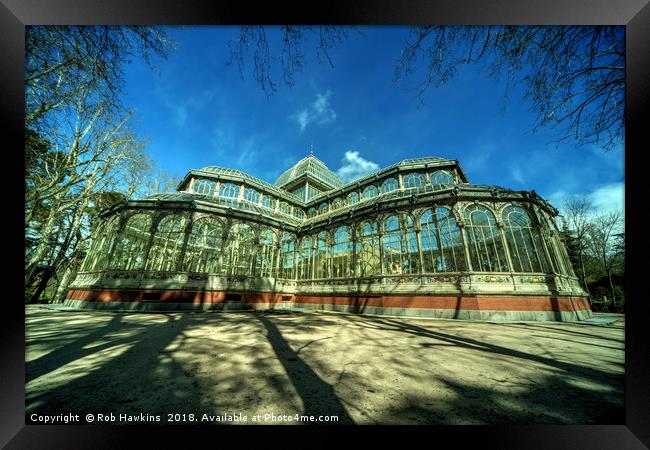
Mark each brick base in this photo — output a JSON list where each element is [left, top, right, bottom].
[[64, 289, 592, 321]]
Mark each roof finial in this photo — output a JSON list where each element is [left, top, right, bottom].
[[309, 141, 314, 157]]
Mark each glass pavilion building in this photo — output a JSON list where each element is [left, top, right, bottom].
[[66, 154, 591, 321]]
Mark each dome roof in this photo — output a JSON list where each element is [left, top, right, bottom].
[[274, 155, 343, 189]]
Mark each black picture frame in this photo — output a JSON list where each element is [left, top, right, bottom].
[[4, 0, 648, 447]]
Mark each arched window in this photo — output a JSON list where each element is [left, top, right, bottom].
[[382, 216, 402, 275], [382, 215, 419, 275], [380, 178, 398, 193], [357, 221, 380, 276], [146, 214, 187, 272], [331, 198, 344, 211], [244, 188, 260, 204], [307, 207, 317, 217], [255, 228, 277, 277], [223, 223, 255, 275], [347, 192, 359, 205], [297, 236, 312, 279], [313, 231, 330, 278], [420, 208, 466, 273], [430, 170, 455, 186], [502, 206, 549, 273], [332, 226, 352, 278], [219, 182, 240, 199], [261, 195, 275, 209], [318, 202, 329, 214], [194, 178, 216, 196], [182, 217, 223, 274], [403, 173, 425, 189], [464, 205, 509, 272], [82, 216, 120, 272], [110, 213, 152, 271], [279, 233, 296, 278], [362, 185, 378, 200], [294, 209, 305, 219], [279, 202, 291, 214]]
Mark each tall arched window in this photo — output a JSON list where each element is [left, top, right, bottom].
[[307, 207, 317, 217], [82, 216, 119, 271], [382, 215, 418, 275], [357, 221, 380, 276], [110, 213, 152, 271], [332, 226, 352, 278], [347, 192, 359, 205], [318, 202, 329, 214], [380, 178, 398, 193], [331, 198, 344, 211], [146, 214, 187, 272], [279, 202, 291, 214], [255, 228, 277, 277], [297, 237, 312, 279], [502, 205, 548, 273], [403, 173, 425, 189], [244, 188, 260, 204], [279, 233, 296, 278], [294, 209, 305, 219], [182, 217, 223, 274], [362, 185, 378, 200], [464, 205, 509, 272], [430, 170, 455, 186], [194, 178, 216, 196], [313, 231, 330, 278], [420, 208, 466, 273], [223, 223, 255, 275]]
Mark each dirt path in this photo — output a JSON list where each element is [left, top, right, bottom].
[[26, 306, 624, 425]]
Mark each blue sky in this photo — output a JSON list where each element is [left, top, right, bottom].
[[121, 26, 624, 215]]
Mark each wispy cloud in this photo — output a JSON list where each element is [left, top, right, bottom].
[[161, 88, 217, 129], [509, 165, 526, 185], [291, 90, 337, 132], [336, 150, 380, 182]]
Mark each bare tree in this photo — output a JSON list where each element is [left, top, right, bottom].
[[227, 26, 357, 95], [394, 26, 624, 149], [586, 211, 624, 308], [24, 26, 175, 302], [563, 197, 594, 300]]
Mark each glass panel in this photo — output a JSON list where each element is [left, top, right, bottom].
[[255, 228, 277, 277], [362, 185, 378, 199], [332, 226, 351, 278], [403, 173, 425, 189], [110, 214, 152, 271], [182, 217, 223, 273], [223, 223, 255, 275], [357, 221, 380, 276], [146, 214, 187, 272], [463, 205, 509, 272], [430, 170, 455, 186], [380, 178, 398, 193]]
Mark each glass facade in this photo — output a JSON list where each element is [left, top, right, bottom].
[[79, 156, 581, 289]]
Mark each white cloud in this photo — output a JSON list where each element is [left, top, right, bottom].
[[509, 166, 526, 185], [291, 90, 337, 132], [547, 182, 625, 218], [336, 151, 380, 182]]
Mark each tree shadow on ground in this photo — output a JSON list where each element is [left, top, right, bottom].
[[26, 313, 145, 383], [350, 317, 623, 381], [256, 314, 355, 424], [376, 370, 624, 424], [26, 313, 209, 418]]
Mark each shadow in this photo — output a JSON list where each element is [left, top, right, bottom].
[[257, 314, 355, 424], [26, 313, 133, 383], [26, 313, 208, 418], [377, 370, 624, 424], [352, 317, 623, 381]]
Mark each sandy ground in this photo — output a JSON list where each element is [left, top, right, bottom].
[[25, 306, 625, 425]]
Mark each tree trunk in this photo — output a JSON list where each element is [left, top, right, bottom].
[[29, 267, 54, 303], [578, 250, 591, 301], [607, 269, 616, 311]]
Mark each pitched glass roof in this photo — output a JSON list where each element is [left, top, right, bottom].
[[274, 155, 343, 189]]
